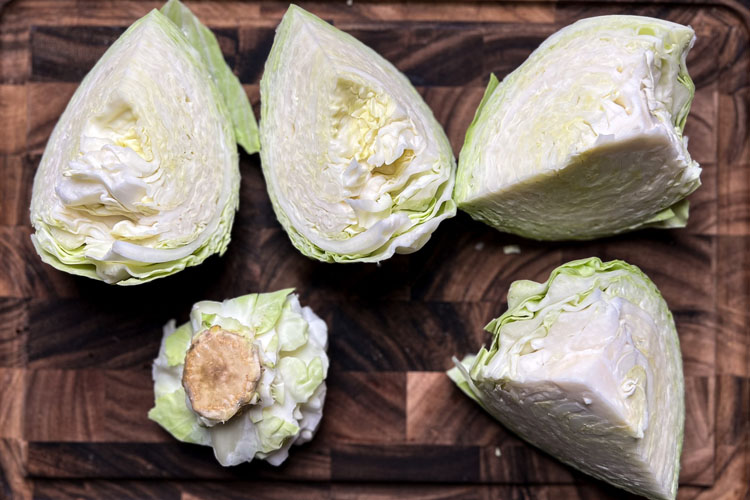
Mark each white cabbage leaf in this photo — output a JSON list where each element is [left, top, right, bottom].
[[260, 5, 456, 262], [29, 0, 259, 285], [448, 258, 684, 500], [455, 16, 701, 240], [149, 289, 329, 466]]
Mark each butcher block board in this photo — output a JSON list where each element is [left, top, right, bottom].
[[0, 0, 748, 498]]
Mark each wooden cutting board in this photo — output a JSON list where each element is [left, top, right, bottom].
[[1, 1, 748, 498]]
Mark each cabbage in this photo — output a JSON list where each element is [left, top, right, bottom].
[[448, 258, 684, 499], [149, 289, 328, 466], [455, 16, 701, 240], [29, 0, 259, 285], [259, 5, 456, 262]]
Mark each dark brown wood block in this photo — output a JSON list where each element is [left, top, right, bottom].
[[30, 26, 125, 82], [0, 24, 29, 84], [329, 300, 495, 372], [32, 479, 181, 500], [686, 161, 718, 236], [686, 84, 718, 166], [332, 483, 486, 500], [341, 23, 484, 87], [718, 156, 750, 236], [553, 3, 704, 27], [0, 226, 70, 299], [27, 297, 175, 369], [0, 369, 24, 439], [1, 1, 157, 28], [487, 483, 641, 500], [481, 24, 551, 81], [0, 155, 33, 226], [418, 86, 485, 155], [559, 233, 715, 312], [686, 30, 722, 92], [32, 479, 333, 500], [208, 225, 411, 303], [479, 443, 574, 484], [0, 86, 27, 154], [409, 216, 565, 302], [716, 236, 749, 377], [101, 370, 165, 443], [682, 377, 716, 485], [26, 441, 330, 480], [237, 26, 280, 84], [263, 2, 556, 25], [675, 310, 717, 377], [331, 444, 479, 483], [406, 372, 508, 446], [0, 298, 28, 367], [714, 376, 749, 473], [180, 481, 330, 500], [0, 439, 30, 500], [331, 483, 642, 500], [715, 304, 749, 378], [24, 369, 105, 442], [320, 371, 405, 444], [716, 23, 749, 169]]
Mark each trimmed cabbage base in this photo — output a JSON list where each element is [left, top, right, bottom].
[[455, 16, 701, 240], [29, 0, 259, 285], [449, 258, 684, 500], [260, 5, 456, 263], [149, 289, 328, 466]]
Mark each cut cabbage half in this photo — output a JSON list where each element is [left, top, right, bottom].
[[29, 0, 259, 285], [260, 5, 456, 262], [455, 16, 701, 240], [149, 289, 328, 466], [448, 258, 684, 499]]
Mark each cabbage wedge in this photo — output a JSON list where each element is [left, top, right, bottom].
[[149, 289, 329, 466], [260, 5, 456, 262], [29, 0, 258, 285], [449, 258, 684, 500], [455, 16, 701, 240]]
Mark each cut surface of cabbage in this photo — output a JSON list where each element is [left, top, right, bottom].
[[149, 289, 328, 466], [260, 5, 456, 262], [29, 0, 258, 285], [455, 16, 701, 240], [449, 258, 684, 500]]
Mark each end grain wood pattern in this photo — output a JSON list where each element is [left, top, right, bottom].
[[1, 1, 748, 499]]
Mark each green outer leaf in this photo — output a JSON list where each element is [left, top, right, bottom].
[[243, 288, 295, 334], [257, 414, 300, 453], [148, 388, 209, 445], [279, 356, 324, 402], [161, 0, 260, 154], [277, 301, 309, 352], [454, 73, 499, 203], [164, 322, 193, 366]]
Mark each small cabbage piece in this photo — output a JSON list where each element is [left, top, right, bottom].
[[29, 0, 259, 285], [448, 258, 684, 500], [149, 289, 328, 466], [260, 5, 456, 262], [455, 16, 701, 240]]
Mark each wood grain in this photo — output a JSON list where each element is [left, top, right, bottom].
[[0, 0, 748, 498], [0, 156, 32, 226], [0, 86, 27, 154]]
